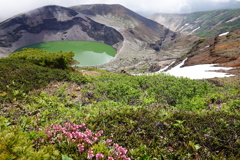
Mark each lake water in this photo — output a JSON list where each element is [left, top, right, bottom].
[[17, 41, 116, 66]]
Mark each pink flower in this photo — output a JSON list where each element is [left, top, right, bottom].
[[107, 157, 114, 160], [77, 143, 85, 152], [64, 122, 71, 129], [96, 153, 104, 159], [113, 143, 119, 148], [169, 147, 174, 151], [95, 133, 101, 137], [106, 139, 112, 145], [66, 132, 73, 139], [95, 130, 103, 137], [86, 129, 93, 137], [45, 130, 51, 137], [80, 123, 86, 128], [85, 138, 92, 144], [116, 146, 127, 155], [87, 148, 94, 159], [92, 137, 98, 141]]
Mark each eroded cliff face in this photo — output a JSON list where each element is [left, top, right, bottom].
[[0, 5, 123, 57]]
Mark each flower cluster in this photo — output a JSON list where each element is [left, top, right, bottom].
[[44, 122, 130, 160]]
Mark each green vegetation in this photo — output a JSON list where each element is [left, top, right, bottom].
[[9, 48, 76, 69], [0, 49, 239, 159]]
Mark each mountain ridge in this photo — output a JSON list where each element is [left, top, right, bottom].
[[150, 8, 240, 37], [0, 5, 124, 57], [1, 4, 239, 75], [0, 4, 185, 73]]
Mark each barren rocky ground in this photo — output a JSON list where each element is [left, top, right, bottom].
[[183, 29, 240, 76]]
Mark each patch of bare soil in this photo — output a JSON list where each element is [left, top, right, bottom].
[[34, 70, 103, 101], [79, 70, 102, 76], [35, 81, 83, 101]]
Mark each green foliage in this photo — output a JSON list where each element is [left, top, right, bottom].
[[0, 58, 69, 92], [9, 48, 76, 69], [87, 107, 240, 159], [0, 51, 239, 159], [0, 125, 59, 160], [0, 54, 89, 102], [85, 73, 212, 106]]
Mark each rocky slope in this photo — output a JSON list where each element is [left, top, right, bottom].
[[165, 29, 240, 76], [0, 5, 123, 57], [150, 8, 240, 38], [1, 4, 191, 73], [71, 4, 193, 73]]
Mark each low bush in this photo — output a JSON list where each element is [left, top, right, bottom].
[[84, 73, 213, 107], [0, 124, 59, 160], [9, 48, 76, 69], [0, 53, 88, 102], [87, 107, 240, 159], [0, 50, 239, 159]]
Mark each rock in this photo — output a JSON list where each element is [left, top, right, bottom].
[[148, 63, 161, 72]]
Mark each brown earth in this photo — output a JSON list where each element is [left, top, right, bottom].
[[183, 29, 240, 76]]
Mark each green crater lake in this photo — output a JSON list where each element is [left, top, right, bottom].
[[17, 41, 116, 66]]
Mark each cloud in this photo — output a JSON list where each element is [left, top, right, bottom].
[[0, 0, 239, 21]]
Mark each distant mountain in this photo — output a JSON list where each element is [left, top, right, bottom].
[[150, 8, 240, 37], [182, 1, 240, 13]]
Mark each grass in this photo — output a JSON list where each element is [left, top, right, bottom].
[[0, 49, 239, 159]]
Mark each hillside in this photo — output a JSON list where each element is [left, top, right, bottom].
[[0, 49, 240, 159], [0, 4, 189, 74], [0, 5, 123, 57], [1, 4, 240, 159], [184, 30, 240, 68], [161, 29, 240, 77], [71, 4, 191, 73], [150, 8, 240, 38], [0, 4, 239, 75]]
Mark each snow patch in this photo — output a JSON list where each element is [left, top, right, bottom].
[[165, 59, 234, 79], [191, 27, 200, 33], [226, 16, 240, 23], [219, 32, 229, 36], [133, 58, 234, 79]]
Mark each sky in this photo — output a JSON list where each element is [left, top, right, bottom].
[[0, 0, 240, 21]]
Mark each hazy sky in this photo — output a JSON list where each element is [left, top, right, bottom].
[[0, 0, 239, 21]]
